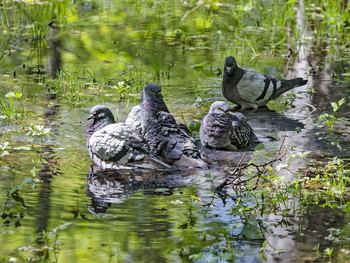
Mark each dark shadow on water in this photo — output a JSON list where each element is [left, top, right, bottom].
[[242, 107, 305, 133]]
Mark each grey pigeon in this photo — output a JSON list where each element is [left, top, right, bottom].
[[86, 105, 171, 170], [145, 111, 209, 168], [140, 83, 208, 169], [200, 101, 258, 150], [125, 105, 142, 135], [140, 83, 169, 134], [222, 56, 308, 109]]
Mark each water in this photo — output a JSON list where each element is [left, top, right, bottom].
[[1, 0, 350, 262]]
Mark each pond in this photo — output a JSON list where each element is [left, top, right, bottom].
[[0, 0, 350, 262]]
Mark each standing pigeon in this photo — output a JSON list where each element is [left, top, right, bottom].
[[86, 105, 171, 170], [140, 83, 208, 169], [222, 56, 308, 109], [200, 101, 258, 150]]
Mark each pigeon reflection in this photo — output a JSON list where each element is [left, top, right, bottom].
[[242, 107, 305, 133], [86, 165, 186, 215]]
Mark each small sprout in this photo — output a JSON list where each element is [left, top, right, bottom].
[[195, 96, 204, 107], [26, 125, 51, 137], [324, 247, 333, 256], [0, 142, 9, 158]]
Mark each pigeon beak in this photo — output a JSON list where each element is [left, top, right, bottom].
[[87, 114, 94, 120], [156, 91, 163, 98], [226, 66, 232, 73], [228, 107, 241, 112]]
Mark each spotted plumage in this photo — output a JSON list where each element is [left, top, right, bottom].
[[200, 101, 258, 150], [86, 105, 171, 170], [222, 56, 308, 109]]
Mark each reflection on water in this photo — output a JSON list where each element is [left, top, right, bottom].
[[0, 0, 350, 262], [86, 166, 185, 210]]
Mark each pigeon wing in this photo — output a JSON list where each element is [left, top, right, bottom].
[[228, 112, 257, 148], [89, 123, 170, 169], [237, 70, 282, 105]]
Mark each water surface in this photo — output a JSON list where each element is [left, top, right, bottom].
[[0, 0, 349, 262]]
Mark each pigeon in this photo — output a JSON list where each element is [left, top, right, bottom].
[[145, 111, 209, 168], [140, 83, 208, 169], [140, 83, 169, 134], [222, 56, 308, 109], [86, 105, 171, 170], [125, 105, 142, 135], [200, 101, 258, 150]]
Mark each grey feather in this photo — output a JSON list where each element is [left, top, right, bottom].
[[86, 105, 171, 170], [140, 83, 208, 169], [144, 111, 209, 169], [222, 56, 308, 109], [200, 101, 258, 150], [125, 105, 142, 135]]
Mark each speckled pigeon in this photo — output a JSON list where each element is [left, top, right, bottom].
[[222, 56, 308, 109], [86, 105, 171, 170], [140, 83, 208, 169], [125, 105, 142, 135], [200, 101, 258, 150]]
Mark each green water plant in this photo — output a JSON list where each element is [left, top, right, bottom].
[[26, 124, 52, 162], [15, 222, 71, 263], [1, 173, 40, 227], [0, 91, 26, 123], [312, 157, 350, 199], [0, 141, 9, 159], [317, 98, 346, 133]]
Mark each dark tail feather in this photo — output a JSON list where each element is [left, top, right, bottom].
[[292, 77, 308, 88], [272, 77, 308, 99]]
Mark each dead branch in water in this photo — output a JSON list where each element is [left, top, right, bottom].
[[216, 138, 288, 196]]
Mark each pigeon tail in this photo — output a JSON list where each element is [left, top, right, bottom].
[[173, 154, 209, 169], [291, 77, 308, 87], [129, 140, 172, 169], [272, 77, 308, 99]]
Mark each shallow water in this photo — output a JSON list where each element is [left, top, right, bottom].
[[1, 0, 350, 262]]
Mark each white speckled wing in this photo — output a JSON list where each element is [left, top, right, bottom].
[[88, 123, 144, 168]]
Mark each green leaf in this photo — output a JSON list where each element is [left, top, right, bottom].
[[11, 192, 27, 207], [51, 222, 72, 234], [14, 93, 23, 99]]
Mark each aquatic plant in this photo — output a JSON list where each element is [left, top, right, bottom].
[[26, 124, 52, 162], [316, 98, 347, 135], [305, 0, 350, 48], [14, 222, 72, 263], [0, 141, 9, 159], [313, 157, 350, 198], [1, 174, 40, 227], [0, 91, 26, 123]]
